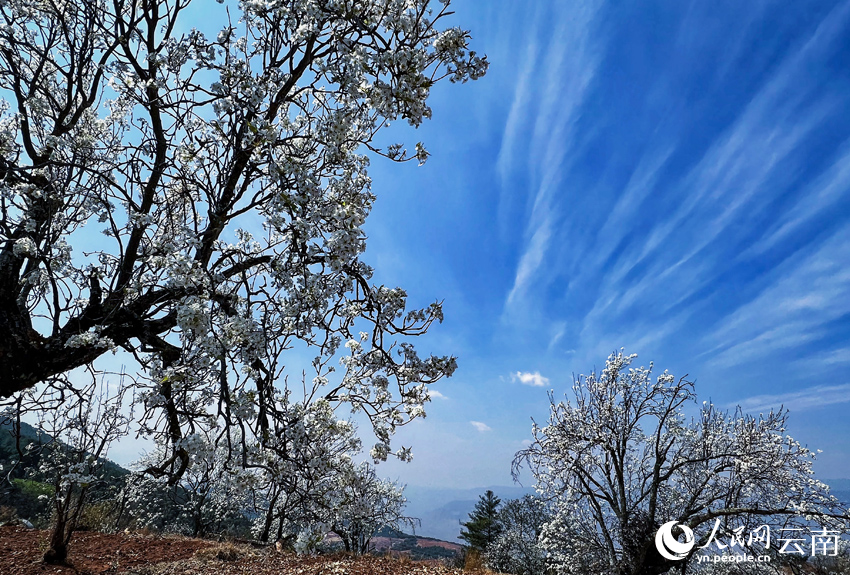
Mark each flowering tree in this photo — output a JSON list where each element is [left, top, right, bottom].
[[9, 378, 130, 563], [247, 398, 362, 543], [0, 0, 484, 483], [122, 403, 360, 540], [328, 461, 414, 554], [513, 351, 849, 575], [485, 495, 549, 575], [126, 433, 254, 537]]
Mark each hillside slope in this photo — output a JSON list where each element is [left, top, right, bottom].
[[0, 525, 473, 575]]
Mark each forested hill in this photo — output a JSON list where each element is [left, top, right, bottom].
[[0, 419, 55, 477], [0, 418, 130, 481], [0, 419, 44, 463]]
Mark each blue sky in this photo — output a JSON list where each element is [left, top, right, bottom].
[[12, 0, 850, 544], [92, 0, 850, 494], [353, 0, 850, 489]]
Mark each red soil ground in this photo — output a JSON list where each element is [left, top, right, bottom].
[[0, 525, 213, 574], [0, 526, 473, 575]]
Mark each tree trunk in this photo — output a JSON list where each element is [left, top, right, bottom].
[[258, 487, 281, 543], [192, 509, 203, 538], [276, 514, 285, 541], [44, 515, 68, 564], [259, 508, 274, 543], [113, 489, 128, 532], [338, 532, 350, 553]]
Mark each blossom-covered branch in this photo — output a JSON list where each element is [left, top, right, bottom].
[[513, 350, 850, 575], [0, 0, 485, 482]]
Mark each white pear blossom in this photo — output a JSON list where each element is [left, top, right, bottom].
[[325, 461, 414, 555], [0, 0, 476, 493], [514, 350, 850, 575], [12, 237, 37, 257]]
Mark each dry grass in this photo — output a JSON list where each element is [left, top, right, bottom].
[[131, 551, 483, 575], [462, 549, 485, 571], [77, 501, 116, 532], [194, 542, 251, 562]]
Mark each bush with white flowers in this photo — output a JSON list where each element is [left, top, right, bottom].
[[326, 461, 414, 555], [514, 350, 850, 575], [11, 379, 130, 563]]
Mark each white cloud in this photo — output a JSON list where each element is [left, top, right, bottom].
[[569, 4, 850, 362], [548, 322, 567, 351], [703, 225, 850, 368], [511, 371, 550, 387], [816, 348, 850, 365], [496, 17, 541, 185], [429, 389, 448, 400], [470, 421, 492, 433], [502, 1, 601, 314], [505, 221, 553, 307], [733, 383, 850, 414], [747, 143, 850, 257]]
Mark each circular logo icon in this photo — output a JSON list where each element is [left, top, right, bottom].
[[655, 521, 695, 561]]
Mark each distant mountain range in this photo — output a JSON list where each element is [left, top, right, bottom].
[[5, 417, 848, 546], [403, 479, 850, 542], [403, 484, 536, 542]]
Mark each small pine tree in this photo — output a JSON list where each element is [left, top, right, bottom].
[[459, 490, 503, 550]]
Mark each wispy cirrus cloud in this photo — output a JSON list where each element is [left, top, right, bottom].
[[505, 221, 553, 309], [745, 141, 850, 258], [806, 348, 850, 366], [569, 2, 850, 365], [511, 371, 550, 387], [353, 0, 850, 491], [703, 225, 850, 369], [502, 1, 602, 315], [429, 389, 449, 400], [470, 421, 493, 433], [733, 383, 850, 414], [496, 8, 541, 188]]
